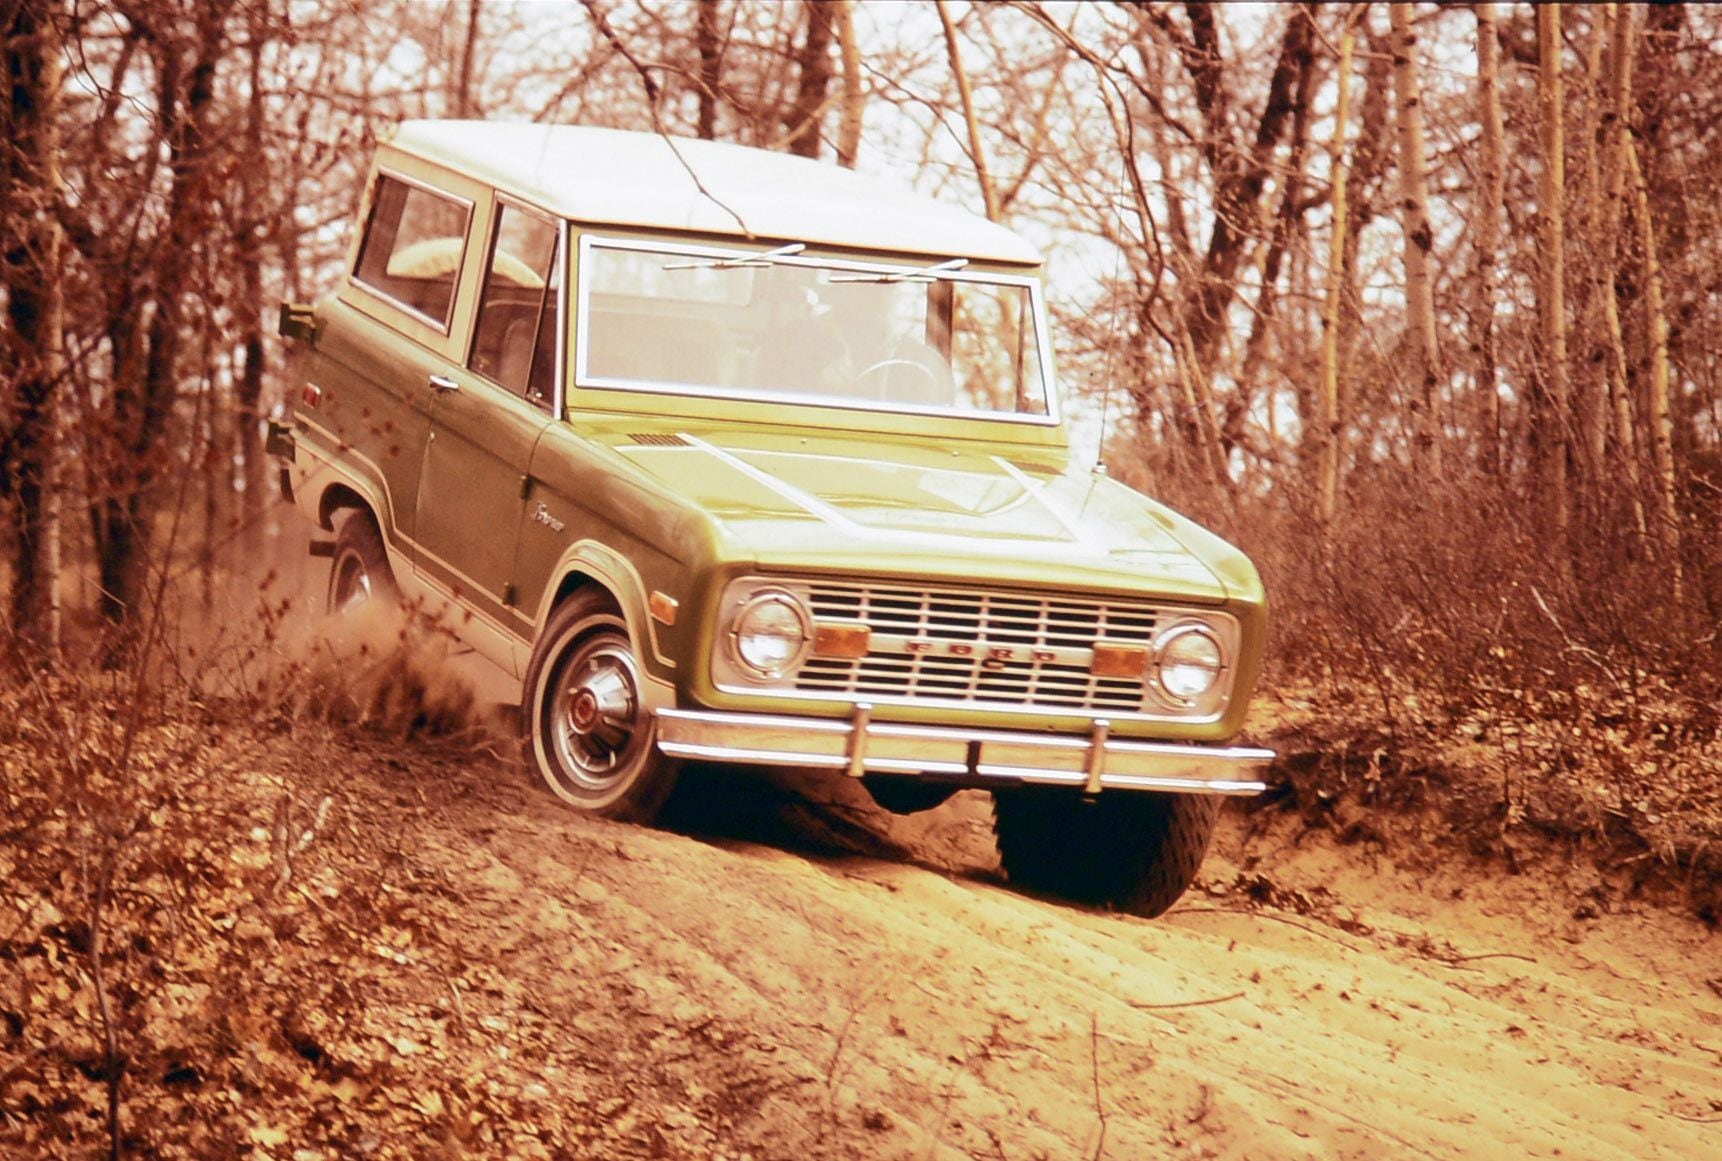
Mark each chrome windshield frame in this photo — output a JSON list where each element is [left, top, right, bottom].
[[570, 233, 1062, 426]]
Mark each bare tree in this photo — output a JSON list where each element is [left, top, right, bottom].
[[783, 0, 833, 158], [1471, 1, 1505, 475], [695, 0, 724, 139], [1, 0, 68, 660], [1626, 137, 1679, 585], [1535, 4, 1570, 551], [1594, 2, 1644, 534], [937, 0, 999, 222], [1319, 6, 1360, 525], [1390, 2, 1441, 472], [833, 0, 863, 168]]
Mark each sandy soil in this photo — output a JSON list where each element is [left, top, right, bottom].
[[266, 740, 1720, 1161]]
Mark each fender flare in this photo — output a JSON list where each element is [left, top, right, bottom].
[[531, 540, 678, 710], [296, 418, 403, 542]]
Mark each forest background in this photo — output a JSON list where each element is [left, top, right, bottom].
[[2, 1, 1722, 1151]]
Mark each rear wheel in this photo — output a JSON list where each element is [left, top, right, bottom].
[[327, 511, 399, 615], [992, 790, 1220, 918], [522, 591, 681, 822]]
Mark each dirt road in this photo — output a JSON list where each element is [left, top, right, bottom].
[[281, 738, 1720, 1161]]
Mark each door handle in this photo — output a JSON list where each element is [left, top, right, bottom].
[[428, 374, 460, 394]]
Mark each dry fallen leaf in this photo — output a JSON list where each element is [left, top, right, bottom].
[[248, 1123, 290, 1147]]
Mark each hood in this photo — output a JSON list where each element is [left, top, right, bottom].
[[609, 429, 1233, 599]]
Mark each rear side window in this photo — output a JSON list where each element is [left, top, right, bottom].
[[469, 204, 559, 406], [352, 174, 472, 329]]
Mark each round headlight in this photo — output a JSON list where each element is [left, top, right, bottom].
[[731, 592, 811, 678], [1157, 626, 1224, 702]]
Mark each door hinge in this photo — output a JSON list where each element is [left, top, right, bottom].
[[502, 583, 518, 607], [519, 474, 534, 500]]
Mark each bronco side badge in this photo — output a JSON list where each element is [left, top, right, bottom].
[[531, 501, 566, 533]]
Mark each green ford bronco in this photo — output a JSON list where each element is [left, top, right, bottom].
[[271, 120, 1272, 917]]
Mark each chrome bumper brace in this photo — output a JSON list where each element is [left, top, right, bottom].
[[654, 705, 1272, 796]]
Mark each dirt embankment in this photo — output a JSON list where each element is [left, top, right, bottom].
[[7, 697, 1716, 1160]]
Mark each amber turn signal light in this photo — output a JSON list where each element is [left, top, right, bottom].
[[813, 622, 871, 658], [1090, 642, 1148, 679]]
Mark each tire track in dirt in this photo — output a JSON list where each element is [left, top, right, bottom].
[[388, 757, 1719, 1160]]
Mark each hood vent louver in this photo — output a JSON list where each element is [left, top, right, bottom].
[[629, 432, 691, 447]]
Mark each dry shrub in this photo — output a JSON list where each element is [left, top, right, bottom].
[[0, 556, 514, 1156], [278, 601, 483, 741], [1153, 462, 1722, 904], [160, 562, 494, 746]]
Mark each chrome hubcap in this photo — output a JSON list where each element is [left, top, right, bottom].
[[551, 641, 644, 790]]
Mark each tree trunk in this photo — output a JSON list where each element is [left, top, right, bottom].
[[453, 0, 482, 118], [2, 0, 67, 662], [1596, 3, 1645, 536], [235, 0, 269, 542], [936, 0, 999, 222], [1389, 2, 1442, 474], [97, 2, 230, 643], [1168, 3, 1311, 373], [1535, 5, 1570, 553], [1626, 138, 1680, 586], [783, 1, 832, 159], [695, 0, 722, 141], [1237, 23, 1317, 482], [1571, 9, 1610, 485], [832, 0, 862, 169], [1472, 2, 1505, 475], [1318, 8, 1358, 526]]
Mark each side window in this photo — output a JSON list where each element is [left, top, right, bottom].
[[469, 204, 559, 406], [352, 174, 471, 329]]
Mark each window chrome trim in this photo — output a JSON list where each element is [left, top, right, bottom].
[[571, 234, 1062, 426], [463, 194, 560, 408], [553, 218, 569, 419], [349, 167, 476, 337]]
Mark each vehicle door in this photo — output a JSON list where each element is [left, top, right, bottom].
[[414, 199, 561, 655], [331, 171, 477, 554]]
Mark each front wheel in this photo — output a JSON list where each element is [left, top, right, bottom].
[[992, 790, 1220, 918], [521, 591, 681, 822]]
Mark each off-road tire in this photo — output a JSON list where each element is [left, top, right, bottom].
[[522, 590, 681, 822], [327, 510, 400, 615], [992, 790, 1221, 918]]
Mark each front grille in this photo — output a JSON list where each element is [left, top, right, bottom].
[[793, 580, 1158, 713]]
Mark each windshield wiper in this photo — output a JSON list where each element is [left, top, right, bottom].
[[662, 242, 806, 271], [828, 258, 969, 284]]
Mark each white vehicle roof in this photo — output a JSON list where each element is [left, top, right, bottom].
[[386, 120, 1042, 266]]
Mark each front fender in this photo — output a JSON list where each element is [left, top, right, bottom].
[[529, 540, 679, 712]]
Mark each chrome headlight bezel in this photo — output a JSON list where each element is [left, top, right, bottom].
[[722, 586, 813, 683], [1147, 617, 1235, 715]]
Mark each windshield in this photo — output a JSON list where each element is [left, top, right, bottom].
[[576, 238, 1052, 419]]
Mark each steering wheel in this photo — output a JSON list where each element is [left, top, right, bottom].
[[856, 356, 944, 402]]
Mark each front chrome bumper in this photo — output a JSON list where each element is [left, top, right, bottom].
[[654, 706, 1272, 796]]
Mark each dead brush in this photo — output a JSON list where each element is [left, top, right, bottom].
[[283, 599, 482, 743], [160, 559, 505, 754], [1161, 463, 1722, 903]]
